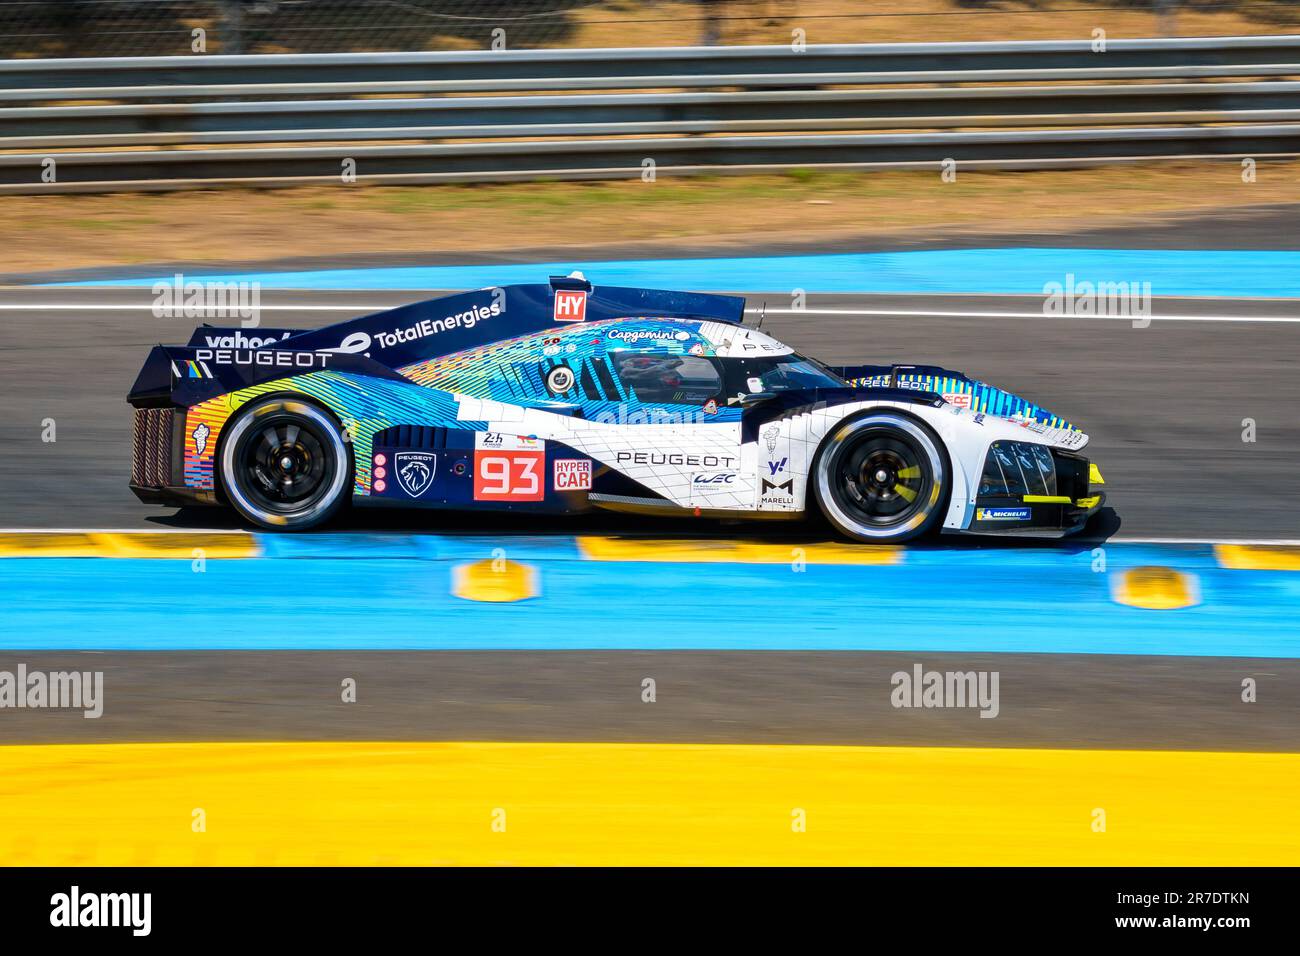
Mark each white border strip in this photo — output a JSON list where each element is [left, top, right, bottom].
[[752, 307, 1300, 323], [0, 303, 377, 311], [1, 529, 1298, 546]]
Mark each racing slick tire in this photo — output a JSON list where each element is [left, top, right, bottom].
[[813, 412, 948, 543], [218, 397, 352, 530]]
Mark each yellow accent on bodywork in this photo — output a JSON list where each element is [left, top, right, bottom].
[[1089, 463, 1105, 485], [1022, 495, 1073, 504]]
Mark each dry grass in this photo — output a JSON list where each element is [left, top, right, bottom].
[[3, 161, 1297, 274], [567, 0, 1298, 48]]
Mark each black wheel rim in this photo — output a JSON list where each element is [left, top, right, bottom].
[[830, 427, 933, 529], [234, 412, 336, 515]]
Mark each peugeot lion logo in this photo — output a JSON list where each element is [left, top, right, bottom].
[[394, 452, 436, 498]]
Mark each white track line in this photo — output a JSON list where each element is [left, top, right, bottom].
[[758, 291, 1300, 303], [1111, 537, 1300, 546], [749, 307, 1300, 323], [1, 302, 1298, 322], [0, 303, 376, 311], [2, 529, 1298, 547], [0, 528, 254, 534]]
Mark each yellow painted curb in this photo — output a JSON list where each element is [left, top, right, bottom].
[[1111, 566, 1200, 610], [451, 559, 539, 602], [578, 536, 900, 565], [1216, 544, 1300, 571], [0, 532, 258, 559], [0, 742, 1295, 866]]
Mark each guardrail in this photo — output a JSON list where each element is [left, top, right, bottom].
[[1, 35, 1298, 193]]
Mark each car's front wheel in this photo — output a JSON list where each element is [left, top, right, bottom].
[[813, 412, 948, 542], [218, 397, 351, 530]]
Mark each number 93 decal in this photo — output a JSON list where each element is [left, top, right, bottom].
[[473, 450, 545, 501]]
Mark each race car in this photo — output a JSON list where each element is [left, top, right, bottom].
[[127, 274, 1105, 541]]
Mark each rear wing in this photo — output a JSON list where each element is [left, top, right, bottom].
[[128, 278, 746, 406], [276, 279, 746, 367], [126, 343, 406, 407]]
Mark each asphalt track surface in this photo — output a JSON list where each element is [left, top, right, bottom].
[[2, 285, 1299, 538], [2, 284, 1298, 748], [4, 651, 1298, 750]]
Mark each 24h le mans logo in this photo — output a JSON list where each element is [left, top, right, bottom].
[[394, 452, 436, 497]]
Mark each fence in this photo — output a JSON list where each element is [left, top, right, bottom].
[[1, 34, 1297, 192]]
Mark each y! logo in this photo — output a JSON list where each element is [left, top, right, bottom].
[[767, 457, 787, 476]]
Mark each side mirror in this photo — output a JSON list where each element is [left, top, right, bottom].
[[740, 391, 777, 407]]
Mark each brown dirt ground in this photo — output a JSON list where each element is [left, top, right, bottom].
[[567, 0, 1300, 48], [2, 161, 1297, 275]]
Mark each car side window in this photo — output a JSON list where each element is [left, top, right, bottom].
[[610, 353, 721, 406]]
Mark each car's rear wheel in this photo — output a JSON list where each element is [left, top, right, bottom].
[[219, 397, 351, 530], [813, 412, 948, 542]]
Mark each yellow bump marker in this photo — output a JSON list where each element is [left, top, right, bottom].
[[91, 533, 258, 559], [0, 532, 257, 559], [1215, 544, 1300, 571], [578, 537, 900, 565], [0, 533, 95, 557], [1111, 566, 1200, 610], [451, 559, 539, 602]]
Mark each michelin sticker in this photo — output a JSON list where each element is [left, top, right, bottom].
[[976, 507, 1031, 521]]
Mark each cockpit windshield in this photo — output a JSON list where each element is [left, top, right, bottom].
[[720, 354, 846, 396]]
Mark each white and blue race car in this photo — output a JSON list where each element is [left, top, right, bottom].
[[127, 274, 1105, 541]]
